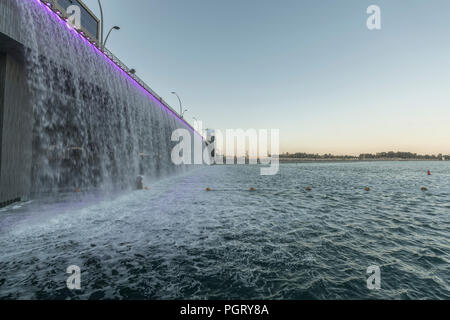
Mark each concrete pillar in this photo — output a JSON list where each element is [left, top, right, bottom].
[[0, 53, 32, 207]]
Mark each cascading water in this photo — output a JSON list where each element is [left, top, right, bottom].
[[12, 0, 197, 195]]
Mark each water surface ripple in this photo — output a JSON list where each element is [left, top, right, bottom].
[[0, 162, 449, 299]]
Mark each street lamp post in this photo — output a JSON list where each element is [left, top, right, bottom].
[[97, 1, 120, 50], [97, 0, 104, 51], [171, 92, 183, 117], [104, 26, 120, 48]]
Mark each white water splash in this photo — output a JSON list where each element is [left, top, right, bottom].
[[14, 0, 198, 194]]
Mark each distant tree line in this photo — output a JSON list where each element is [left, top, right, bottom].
[[282, 151, 449, 160], [358, 152, 447, 160]]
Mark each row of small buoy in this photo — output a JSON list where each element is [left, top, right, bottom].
[[74, 171, 434, 193], [203, 186, 430, 192], [204, 170, 434, 193], [74, 185, 431, 193]]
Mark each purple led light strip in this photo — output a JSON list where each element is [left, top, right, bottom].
[[33, 0, 203, 139]]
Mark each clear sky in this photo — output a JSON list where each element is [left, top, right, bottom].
[[83, 0, 450, 155]]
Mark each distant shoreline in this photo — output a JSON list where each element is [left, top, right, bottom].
[[215, 158, 448, 164], [279, 158, 449, 163]]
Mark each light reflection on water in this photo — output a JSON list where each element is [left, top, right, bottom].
[[0, 162, 449, 299]]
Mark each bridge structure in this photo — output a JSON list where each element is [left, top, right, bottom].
[[0, 0, 205, 207]]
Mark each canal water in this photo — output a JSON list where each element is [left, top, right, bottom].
[[0, 162, 448, 299]]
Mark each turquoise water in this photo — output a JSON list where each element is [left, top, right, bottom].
[[0, 162, 449, 299]]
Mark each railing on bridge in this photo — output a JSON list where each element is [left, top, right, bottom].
[[101, 46, 181, 118]]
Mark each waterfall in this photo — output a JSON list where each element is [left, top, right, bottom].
[[13, 0, 197, 194]]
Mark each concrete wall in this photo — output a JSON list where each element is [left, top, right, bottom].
[[0, 53, 32, 207]]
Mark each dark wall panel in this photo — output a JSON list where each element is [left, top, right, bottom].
[[0, 53, 32, 205]]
